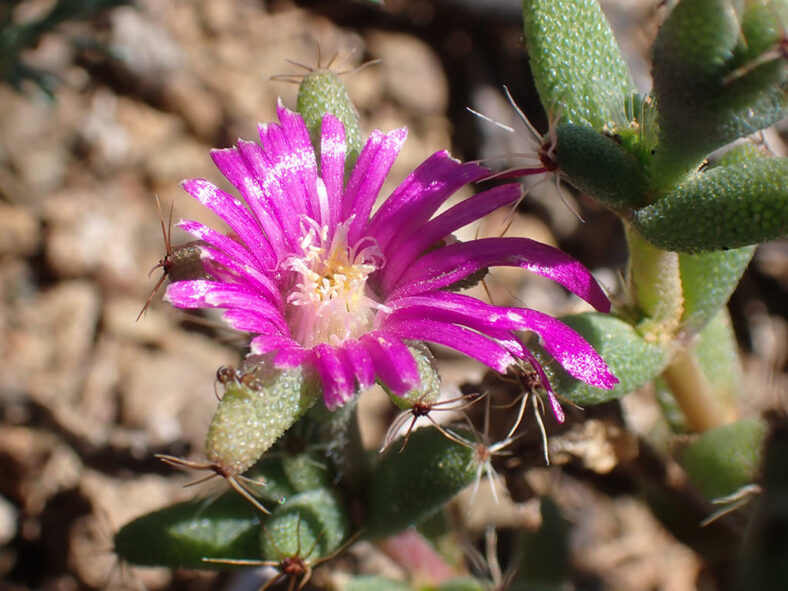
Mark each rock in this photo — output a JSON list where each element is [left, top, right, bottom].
[[117, 333, 236, 448], [0, 494, 18, 546], [367, 31, 448, 115], [0, 204, 40, 258], [43, 185, 148, 286], [1, 280, 101, 405]]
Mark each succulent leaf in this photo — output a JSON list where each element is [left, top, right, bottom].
[[651, 0, 788, 184], [555, 123, 648, 210], [634, 158, 788, 252], [366, 427, 477, 539], [114, 493, 260, 569], [260, 487, 350, 561], [691, 310, 743, 409], [282, 450, 332, 492], [682, 417, 767, 499], [679, 246, 755, 336], [206, 365, 320, 478], [521, 0, 636, 130], [534, 313, 667, 405], [297, 68, 363, 169]]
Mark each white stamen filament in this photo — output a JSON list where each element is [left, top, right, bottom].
[[283, 218, 385, 348]]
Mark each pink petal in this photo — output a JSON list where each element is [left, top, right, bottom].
[[467, 323, 567, 421], [250, 334, 302, 355], [390, 237, 610, 312], [177, 219, 260, 270], [314, 344, 356, 409], [273, 346, 311, 368], [382, 319, 516, 373], [224, 310, 285, 335], [236, 139, 301, 247], [342, 339, 376, 390], [276, 103, 322, 222], [320, 114, 346, 230], [519, 346, 566, 423], [257, 116, 314, 221], [180, 179, 276, 269], [385, 292, 617, 389], [164, 280, 288, 333], [198, 245, 282, 308], [380, 183, 521, 290], [212, 145, 291, 254], [344, 128, 408, 243], [515, 311, 618, 389], [359, 333, 419, 395], [366, 152, 488, 252]]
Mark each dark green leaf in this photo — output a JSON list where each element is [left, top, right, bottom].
[[651, 0, 788, 185], [366, 427, 477, 539], [682, 418, 767, 499], [555, 123, 648, 209], [260, 488, 349, 561], [114, 493, 260, 569]]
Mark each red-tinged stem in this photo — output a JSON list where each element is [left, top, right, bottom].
[[378, 529, 460, 586]]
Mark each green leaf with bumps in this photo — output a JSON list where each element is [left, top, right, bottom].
[[679, 245, 755, 336], [282, 450, 332, 492], [244, 455, 298, 504], [654, 376, 690, 433], [691, 310, 743, 409], [114, 493, 260, 569], [652, 0, 741, 121], [366, 427, 477, 539], [634, 158, 788, 252], [533, 313, 667, 406], [650, 0, 788, 185], [682, 417, 767, 499], [260, 487, 349, 561], [205, 365, 320, 479], [555, 123, 648, 210], [297, 69, 363, 171], [521, 0, 636, 130]]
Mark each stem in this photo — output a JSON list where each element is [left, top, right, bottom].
[[661, 347, 731, 432], [625, 224, 684, 340], [378, 529, 459, 586], [309, 399, 370, 491], [625, 224, 735, 432]]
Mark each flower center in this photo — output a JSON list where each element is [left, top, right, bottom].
[[283, 219, 385, 348]]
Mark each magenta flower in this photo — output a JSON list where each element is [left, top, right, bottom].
[[165, 104, 617, 417]]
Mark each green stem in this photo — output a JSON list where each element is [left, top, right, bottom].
[[625, 223, 684, 341], [660, 346, 732, 432], [309, 399, 370, 492], [625, 224, 734, 432]]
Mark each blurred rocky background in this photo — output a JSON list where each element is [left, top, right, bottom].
[[0, 0, 785, 589]]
